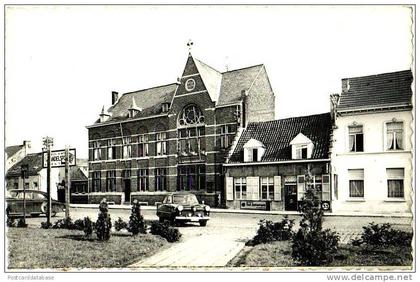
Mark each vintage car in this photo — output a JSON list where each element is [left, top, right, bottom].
[[156, 192, 210, 226], [6, 189, 65, 217]]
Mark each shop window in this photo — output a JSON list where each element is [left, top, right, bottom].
[[177, 165, 205, 191], [387, 168, 404, 198], [386, 122, 403, 150], [349, 125, 364, 152], [92, 171, 101, 192], [106, 170, 116, 192], [137, 169, 149, 192], [348, 169, 364, 197], [261, 177, 274, 200], [155, 168, 167, 191], [138, 134, 149, 157], [234, 177, 247, 200], [156, 132, 167, 156]]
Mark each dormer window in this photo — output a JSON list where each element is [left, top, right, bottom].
[[243, 138, 265, 162], [290, 133, 313, 160], [128, 97, 142, 118], [161, 103, 170, 113]]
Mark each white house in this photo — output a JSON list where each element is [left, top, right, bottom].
[[330, 70, 413, 214]]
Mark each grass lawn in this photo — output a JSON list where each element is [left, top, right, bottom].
[[229, 241, 413, 268], [7, 227, 168, 269]]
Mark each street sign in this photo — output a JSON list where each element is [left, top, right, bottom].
[[43, 149, 76, 168]]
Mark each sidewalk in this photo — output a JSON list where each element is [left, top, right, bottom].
[[70, 204, 413, 218]]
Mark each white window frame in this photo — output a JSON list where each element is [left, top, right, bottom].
[[234, 177, 247, 200], [386, 168, 405, 199], [260, 177, 274, 200], [385, 121, 404, 151], [348, 125, 364, 152], [156, 132, 167, 156], [348, 169, 364, 198]]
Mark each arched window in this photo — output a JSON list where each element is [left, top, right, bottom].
[[178, 104, 204, 127], [177, 104, 206, 158]]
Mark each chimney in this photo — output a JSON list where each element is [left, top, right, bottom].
[[112, 91, 119, 105], [23, 140, 32, 155], [341, 78, 350, 93]]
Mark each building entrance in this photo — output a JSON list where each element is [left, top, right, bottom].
[[285, 184, 298, 211]]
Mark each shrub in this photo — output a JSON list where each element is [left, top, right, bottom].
[[40, 221, 52, 229], [73, 219, 85, 231], [128, 200, 146, 235], [150, 221, 182, 243], [52, 217, 75, 229], [249, 217, 295, 245], [114, 217, 128, 231], [95, 199, 112, 241], [16, 218, 28, 228], [291, 173, 340, 266], [83, 217, 94, 238], [351, 222, 413, 248]]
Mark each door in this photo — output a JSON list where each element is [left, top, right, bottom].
[[285, 184, 298, 211], [124, 179, 131, 203]]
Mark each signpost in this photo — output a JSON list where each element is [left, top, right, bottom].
[[21, 164, 29, 225]]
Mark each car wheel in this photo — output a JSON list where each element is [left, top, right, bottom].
[[199, 220, 207, 227], [41, 202, 47, 214]]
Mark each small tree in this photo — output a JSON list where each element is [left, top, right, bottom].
[[128, 200, 146, 235], [291, 171, 339, 266], [95, 199, 112, 241]]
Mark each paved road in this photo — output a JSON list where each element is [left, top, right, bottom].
[[22, 208, 413, 268]]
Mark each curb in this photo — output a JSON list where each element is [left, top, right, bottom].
[[70, 204, 412, 218]]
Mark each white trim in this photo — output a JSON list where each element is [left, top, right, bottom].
[[182, 73, 200, 79], [338, 104, 412, 116], [173, 90, 208, 98], [215, 102, 242, 109], [224, 159, 330, 167], [336, 150, 411, 156], [86, 114, 169, 128]]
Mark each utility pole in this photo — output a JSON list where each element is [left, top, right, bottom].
[[64, 146, 70, 219], [21, 164, 29, 225], [43, 136, 53, 227]]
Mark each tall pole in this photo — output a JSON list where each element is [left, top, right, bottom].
[[43, 136, 53, 227], [65, 147, 70, 219]]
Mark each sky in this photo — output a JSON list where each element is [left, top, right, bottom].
[[5, 5, 413, 158]]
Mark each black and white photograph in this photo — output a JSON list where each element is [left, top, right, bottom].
[[2, 2, 416, 278]]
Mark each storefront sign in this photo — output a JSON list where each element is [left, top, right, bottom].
[[43, 149, 76, 168], [240, 200, 268, 211]]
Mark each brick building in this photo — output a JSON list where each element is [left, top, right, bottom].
[[86, 53, 275, 206]]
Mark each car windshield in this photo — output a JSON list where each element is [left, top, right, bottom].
[[172, 194, 199, 205]]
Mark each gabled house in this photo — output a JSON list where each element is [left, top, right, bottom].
[[224, 113, 332, 211], [5, 141, 32, 172], [330, 70, 413, 214], [85, 52, 275, 205]]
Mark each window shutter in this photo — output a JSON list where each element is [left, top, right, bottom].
[[226, 177, 233, 201], [274, 176, 282, 201], [247, 177, 259, 200], [322, 174, 331, 201], [386, 168, 404, 179], [297, 175, 305, 201]]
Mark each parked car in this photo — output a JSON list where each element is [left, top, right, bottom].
[[156, 192, 210, 226], [6, 189, 65, 217]]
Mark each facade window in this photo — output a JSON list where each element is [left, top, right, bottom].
[[296, 145, 308, 159], [234, 177, 247, 200], [178, 127, 205, 156], [106, 170, 117, 192], [107, 139, 116, 160], [387, 168, 404, 198], [155, 168, 167, 191], [348, 169, 364, 198], [349, 125, 364, 152], [92, 171, 101, 192], [93, 141, 101, 160], [156, 132, 167, 156], [33, 182, 38, 188], [219, 124, 236, 149], [138, 134, 149, 157], [178, 104, 204, 126], [123, 137, 131, 158], [386, 122, 403, 150], [177, 165, 205, 191], [137, 169, 149, 192], [261, 177, 274, 200]]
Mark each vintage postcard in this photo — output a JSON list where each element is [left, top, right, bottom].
[[2, 3, 416, 279]]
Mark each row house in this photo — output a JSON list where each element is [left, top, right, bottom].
[[330, 70, 413, 214], [86, 52, 275, 205], [224, 113, 332, 211]]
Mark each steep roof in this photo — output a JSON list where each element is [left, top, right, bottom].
[[6, 153, 43, 178], [70, 167, 88, 181], [194, 58, 223, 102], [99, 83, 177, 124], [337, 70, 413, 112], [228, 113, 332, 163], [5, 145, 24, 159], [218, 64, 263, 106]]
